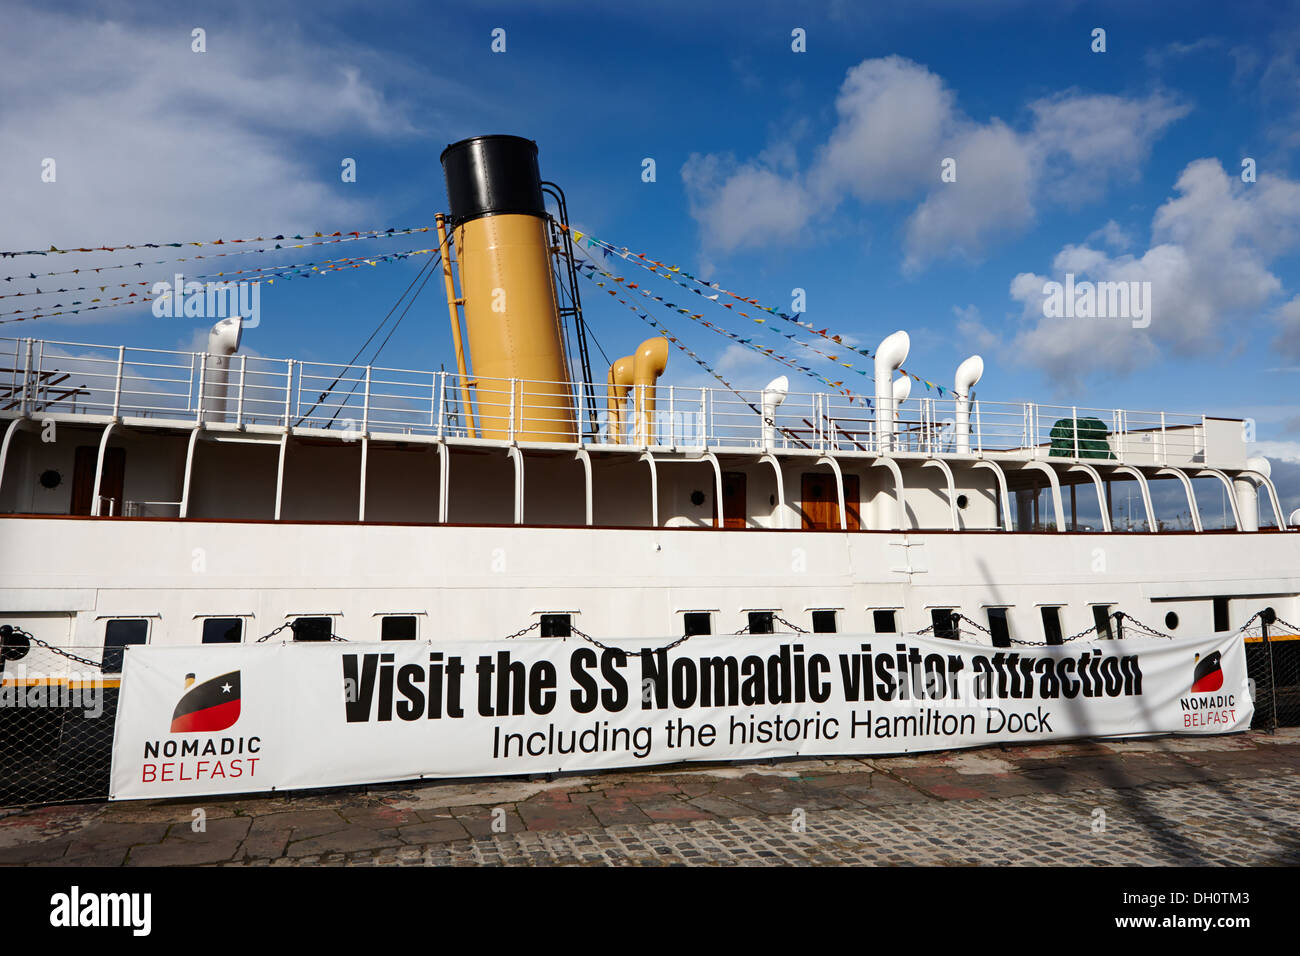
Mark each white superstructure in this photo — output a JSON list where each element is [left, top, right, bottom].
[[0, 327, 1295, 669]]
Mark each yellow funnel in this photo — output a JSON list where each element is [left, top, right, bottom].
[[441, 136, 576, 442]]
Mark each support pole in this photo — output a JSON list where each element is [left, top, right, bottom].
[[436, 213, 477, 438]]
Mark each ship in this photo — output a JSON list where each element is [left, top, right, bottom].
[[0, 136, 1296, 783]]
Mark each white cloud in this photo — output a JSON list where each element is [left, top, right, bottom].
[[681, 56, 1186, 269], [808, 56, 955, 204], [1087, 219, 1134, 250], [902, 121, 1035, 271], [953, 304, 998, 351], [1275, 296, 1300, 358], [0, 5, 460, 327], [1026, 91, 1189, 202], [1252, 440, 1300, 464], [681, 154, 814, 254], [1003, 160, 1300, 388]]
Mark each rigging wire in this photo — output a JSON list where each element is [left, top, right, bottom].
[[294, 252, 440, 427], [320, 253, 443, 429]]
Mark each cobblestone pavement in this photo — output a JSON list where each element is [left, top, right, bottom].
[[2, 730, 1299, 866]]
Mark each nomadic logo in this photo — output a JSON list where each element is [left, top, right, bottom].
[[170, 670, 241, 733], [1191, 652, 1223, 694]]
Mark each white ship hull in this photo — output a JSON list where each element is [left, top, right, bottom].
[[3, 515, 1296, 649]]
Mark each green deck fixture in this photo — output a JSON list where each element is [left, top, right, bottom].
[[1048, 417, 1116, 459]]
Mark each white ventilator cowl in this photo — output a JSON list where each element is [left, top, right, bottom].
[[954, 355, 984, 453], [874, 331, 910, 451]]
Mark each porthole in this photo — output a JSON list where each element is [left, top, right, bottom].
[[39, 469, 62, 490], [1164, 611, 1179, 630], [690, 490, 706, 507], [956, 494, 969, 510]]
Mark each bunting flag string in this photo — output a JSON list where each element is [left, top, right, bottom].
[[564, 225, 949, 397], [574, 249, 870, 406], [0, 247, 437, 304], [1, 227, 433, 286], [0, 247, 438, 325], [574, 262, 767, 414], [0, 226, 432, 260]]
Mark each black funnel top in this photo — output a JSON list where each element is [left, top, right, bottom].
[[440, 135, 546, 224]]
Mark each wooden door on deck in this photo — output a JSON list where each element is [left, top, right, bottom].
[[801, 472, 861, 530], [720, 472, 747, 528], [71, 445, 125, 515]]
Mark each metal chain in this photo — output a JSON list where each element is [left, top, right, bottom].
[[255, 622, 348, 643], [1235, 611, 1264, 636], [0, 626, 102, 669], [952, 613, 1101, 647], [502, 621, 543, 640], [504, 620, 694, 655], [734, 615, 809, 636], [255, 623, 294, 643], [1115, 613, 1176, 640], [572, 623, 693, 655], [909, 617, 983, 645]]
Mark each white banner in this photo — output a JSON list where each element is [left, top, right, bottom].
[[109, 632, 1252, 800]]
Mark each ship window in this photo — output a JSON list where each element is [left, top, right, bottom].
[[683, 612, 712, 636], [1092, 605, 1114, 640], [201, 618, 242, 644], [812, 610, 837, 634], [540, 614, 571, 638], [957, 494, 969, 510], [748, 611, 774, 634], [1213, 598, 1229, 633], [986, 608, 1011, 648], [291, 616, 334, 642], [931, 608, 958, 641], [873, 610, 897, 633], [381, 615, 418, 641], [103, 619, 148, 673], [1041, 607, 1063, 645], [1165, 611, 1179, 631]]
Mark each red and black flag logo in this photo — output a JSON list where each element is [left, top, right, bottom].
[[170, 671, 241, 733], [1191, 652, 1223, 694]]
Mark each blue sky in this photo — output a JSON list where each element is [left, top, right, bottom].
[[3, 0, 1300, 505]]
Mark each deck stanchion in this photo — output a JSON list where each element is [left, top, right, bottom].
[[669, 385, 675, 449], [699, 387, 706, 447], [362, 365, 371, 433], [20, 339, 32, 416], [236, 355, 247, 425], [195, 356, 207, 424], [509, 378, 517, 442], [284, 360, 295, 429], [436, 370, 446, 437], [112, 345, 125, 418]]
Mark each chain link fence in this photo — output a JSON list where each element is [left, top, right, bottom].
[[0, 638, 118, 807], [1243, 615, 1300, 732]]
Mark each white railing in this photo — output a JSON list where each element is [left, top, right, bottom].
[[0, 335, 1209, 464]]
